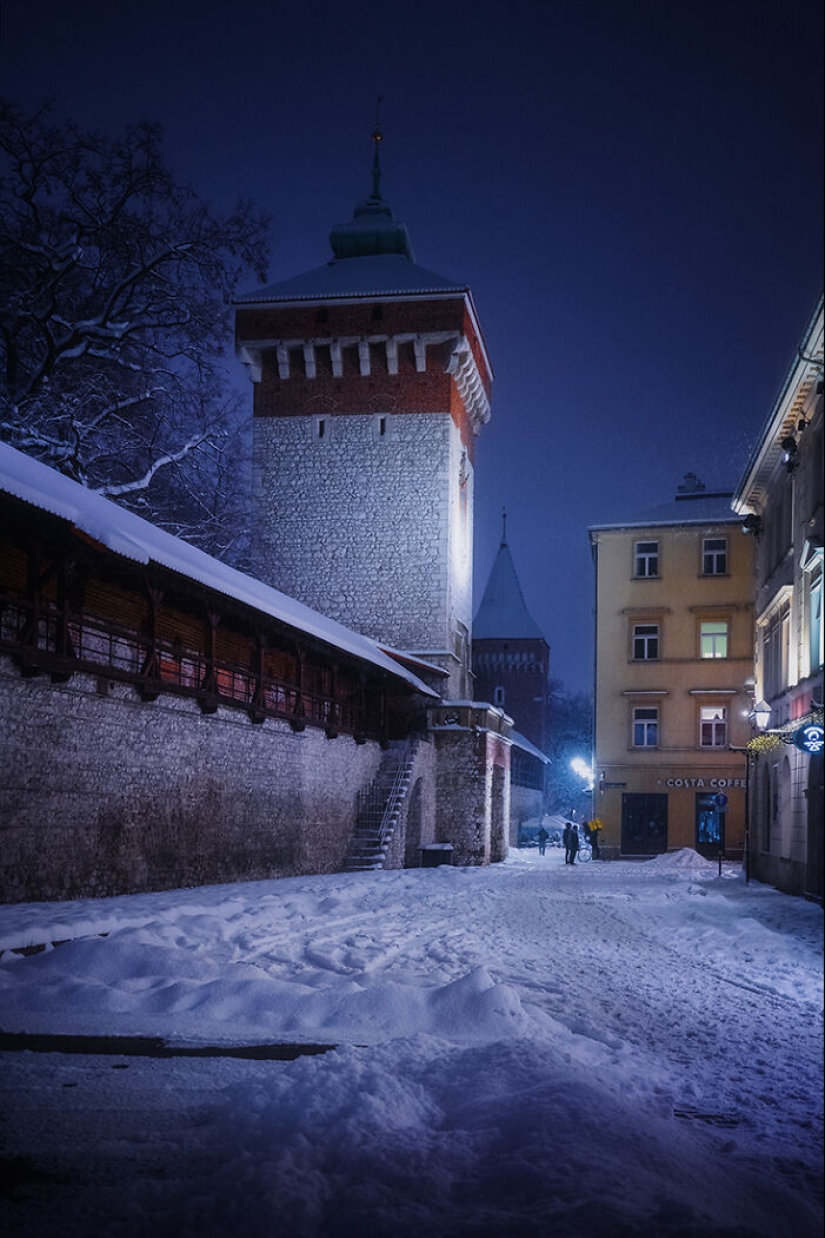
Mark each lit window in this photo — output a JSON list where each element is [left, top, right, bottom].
[[702, 537, 727, 575], [700, 621, 728, 658], [634, 541, 659, 577], [633, 623, 659, 660], [700, 705, 727, 748], [633, 707, 658, 747]]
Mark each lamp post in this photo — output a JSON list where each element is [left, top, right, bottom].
[[731, 700, 771, 884]]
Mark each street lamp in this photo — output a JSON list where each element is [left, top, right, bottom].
[[750, 700, 771, 730], [570, 757, 594, 791]]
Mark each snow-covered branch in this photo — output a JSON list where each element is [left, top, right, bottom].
[[0, 97, 269, 554]]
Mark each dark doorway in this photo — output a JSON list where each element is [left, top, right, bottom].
[[621, 793, 668, 855], [695, 792, 725, 857]]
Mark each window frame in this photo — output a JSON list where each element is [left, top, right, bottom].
[[632, 622, 660, 661], [632, 705, 659, 748], [701, 536, 728, 576], [699, 619, 729, 659], [634, 540, 659, 578], [699, 704, 727, 748]]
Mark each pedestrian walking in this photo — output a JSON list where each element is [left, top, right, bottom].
[[537, 825, 549, 856]]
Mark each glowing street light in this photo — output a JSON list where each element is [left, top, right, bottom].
[[570, 757, 594, 791]]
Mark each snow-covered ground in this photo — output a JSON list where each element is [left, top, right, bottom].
[[0, 848, 822, 1238]]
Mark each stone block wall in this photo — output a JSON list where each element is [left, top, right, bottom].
[[430, 704, 511, 866], [252, 412, 472, 676], [0, 658, 384, 903]]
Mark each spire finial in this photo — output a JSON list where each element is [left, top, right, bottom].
[[370, 95, 384, 201], [501, 506, 507, 547]]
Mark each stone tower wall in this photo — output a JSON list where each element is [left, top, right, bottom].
[[252, 412, 473, 693]]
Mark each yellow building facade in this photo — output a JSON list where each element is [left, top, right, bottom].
[[589, 475, 755, 859]]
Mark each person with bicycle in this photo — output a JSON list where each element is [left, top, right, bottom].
[[584, 818, 602, 860]]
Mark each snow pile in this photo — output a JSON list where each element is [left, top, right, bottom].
[[0, 850, 822, 1238], [645, 847, 722, 873]]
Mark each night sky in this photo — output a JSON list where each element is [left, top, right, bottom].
[[2, 0, 822, 695]]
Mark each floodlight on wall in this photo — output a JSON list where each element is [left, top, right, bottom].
[[741, 513, 762, 536], [781, 435, 799, 471]]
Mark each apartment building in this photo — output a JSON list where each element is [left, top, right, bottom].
[[589, 474, 755, 859]]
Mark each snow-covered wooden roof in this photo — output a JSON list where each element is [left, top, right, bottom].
[[0, 442, 437, 697]]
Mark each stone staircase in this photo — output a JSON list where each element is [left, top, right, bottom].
[[343, 740, 416, 872]]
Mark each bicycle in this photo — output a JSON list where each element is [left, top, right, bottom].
[[576, 842, 592, 863]]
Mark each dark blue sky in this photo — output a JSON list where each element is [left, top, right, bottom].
[[2, 0, 822, 694]]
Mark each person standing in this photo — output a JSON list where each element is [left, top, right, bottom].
[[587, 818, 602, 860], [537, 824, 549, 856], [563, 822, 577, 865], [569, 823, 580, 865]]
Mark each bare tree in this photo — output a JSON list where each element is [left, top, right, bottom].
[[0, 99, 269, 555], [544, 680, 594, 817]]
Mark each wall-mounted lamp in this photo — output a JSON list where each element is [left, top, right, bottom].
[[741, 513, 762, 536], [749, 700, 771, 730], [781, 435, 799, 471]]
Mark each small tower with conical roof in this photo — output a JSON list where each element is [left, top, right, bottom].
[[235, 126, 492, 698], [473, 515, 550, 753]]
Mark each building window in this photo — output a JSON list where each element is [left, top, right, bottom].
[[632, 623, 659, 660], [634, 541, 659, 578], [702, 537, 727, 575], [699, 705, 727, 748], [700, 620, 728, 658], [633, 706, 658, 747], [493, 686, 505, 706], [762, 604, 790, 698], [805, 561, 823, 676]]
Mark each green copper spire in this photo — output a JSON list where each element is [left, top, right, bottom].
[[370, 96, 384, 202], [329, 105, 415, 262]]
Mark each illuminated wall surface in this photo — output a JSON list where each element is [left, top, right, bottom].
[[251, 411, 471, 666]]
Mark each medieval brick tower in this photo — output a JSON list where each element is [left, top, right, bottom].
[[235, 128, 492, 699], [473, 520, 550, 755]]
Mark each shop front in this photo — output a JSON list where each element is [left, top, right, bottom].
[[610, 769, 747, 858]]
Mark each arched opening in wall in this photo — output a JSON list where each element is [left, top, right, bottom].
[[404, 778, 423, 868], [805, 752, 824, 900], [769, 761, 781, 852], [759, 762, 772, 852], [779, 754, 793, 856]]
